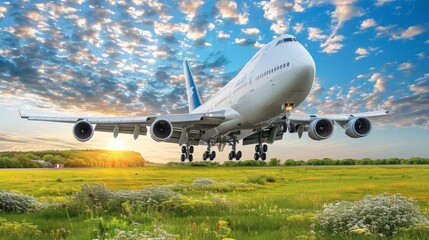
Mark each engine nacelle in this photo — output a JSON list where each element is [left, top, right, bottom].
[[73, 120, 94, 142], [150, 119, 173, 142], [308, 118, 334, 140], [345, 117, 371, 138]]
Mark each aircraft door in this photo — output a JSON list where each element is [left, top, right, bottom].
[[249, 71, 254, 92]]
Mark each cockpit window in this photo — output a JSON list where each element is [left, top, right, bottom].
[[276, 37, 299, 46]]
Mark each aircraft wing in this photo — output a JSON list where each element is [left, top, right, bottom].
[[288, 109, 389, 122], [242, 109, 388, 145], [20, 110, 226, 145]]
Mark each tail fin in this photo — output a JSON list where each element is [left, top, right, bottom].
[[183, 60, 202, 112]]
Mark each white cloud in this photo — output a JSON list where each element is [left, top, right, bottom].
[[178, 0, 204, 21], [254, 41, 265, 48], [234, 38, 246, 44], [375, 0, 396, 7], [355, 47, 378, 61], [375, 24, 396, 38], [259, 0, 301, 35], [416, 52, 426, 60], [360, 18, 376, 30], [270, 18, 289, 34], [217, 30, 230, 39], [330, 0, 363, 34], [241, 28, 260, 35], [307, 27, 327, 41], [321, 35, 344, 54], [293, 23, 304, 34], [0, 6, 6, 19], [355, 47, 369, 60], [398, 62, 414, 71], [216, 0, 248, 25], [391, 25, 426, 40], [154, 21, 188, 36]]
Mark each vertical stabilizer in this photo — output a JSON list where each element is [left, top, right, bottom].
[[183, 60, 202, 112]]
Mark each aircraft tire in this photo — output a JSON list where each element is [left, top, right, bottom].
[[261, 152, 267, 161], [263, 144, 268, 152], [254, 152, 260, 160], [188, 154, 193, 162], [181, 146, 186, 153], [181, 154, 186, 162], [236, 151, 242, 160], [189, 146, 194, 153]]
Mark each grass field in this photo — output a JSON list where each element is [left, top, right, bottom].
[[0, 164, 428, 239]]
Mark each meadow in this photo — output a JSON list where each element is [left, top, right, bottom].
[[0, 164, 428, 239]]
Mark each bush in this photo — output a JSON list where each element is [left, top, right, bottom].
[[0, 190, 41, 213], [246, 175, 266, 185], [268, 158, 281, 166], [318, 193, 429, 237], [192, 178, 216, 187], [0, 218, 41, 240]]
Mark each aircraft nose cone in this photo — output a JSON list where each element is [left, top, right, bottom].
[[293, 54, 315, 78]]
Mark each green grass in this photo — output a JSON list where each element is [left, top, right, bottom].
[[0, 165, 428, 239]]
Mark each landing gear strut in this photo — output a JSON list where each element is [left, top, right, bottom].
[[202, 141, 216, 161], [180, 144, 194, 162], [228, 137, 242, 161]]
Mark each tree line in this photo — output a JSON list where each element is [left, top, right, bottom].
[[0, 150, 145, 168]]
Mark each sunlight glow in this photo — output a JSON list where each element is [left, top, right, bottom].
[[109, 138, 127, 150]]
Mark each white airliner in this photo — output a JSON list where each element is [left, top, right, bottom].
[[21, 34, 388, 162]]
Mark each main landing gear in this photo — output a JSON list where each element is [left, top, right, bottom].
[[254, 143, 268, 161], [180, 145, 194, 162], [202, 142, 216, 161], [228, 137, 242, 161]]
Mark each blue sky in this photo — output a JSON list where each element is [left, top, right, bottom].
[[0, 0, 428, 162]]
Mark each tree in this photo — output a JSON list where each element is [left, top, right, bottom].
[[268, 158, 281, 166]]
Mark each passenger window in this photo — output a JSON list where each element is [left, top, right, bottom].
[[287, 62, 290, 67]]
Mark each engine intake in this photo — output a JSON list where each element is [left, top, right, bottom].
[[73, 120, 94, 142], [150, 119, 173, 142], [345, 117, 371, 138], [308, 118, 334, 140]]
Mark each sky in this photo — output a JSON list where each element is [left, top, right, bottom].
[[0, 0, 428, 163]]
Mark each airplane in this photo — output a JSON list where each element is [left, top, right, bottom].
[[20, 34, 388, 162]]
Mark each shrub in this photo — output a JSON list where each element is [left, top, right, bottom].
[[0, 190, 41, 213], [192, 178, 216, 187], [268, 158, 281, 166], [318, 193, 429, 237], [0, 218, 41, 239], [246, 175, 266, 185], [266, 176, 276, 183]]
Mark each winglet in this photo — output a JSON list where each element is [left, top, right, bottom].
[[183, 60, 202, 113], [18, 109, 28, 119]]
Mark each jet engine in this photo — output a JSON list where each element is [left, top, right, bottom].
[[73, 120, 94, 142], [150, 119, 173, 142], [308, 118, 334, 140], [345, 117, 371, 138]]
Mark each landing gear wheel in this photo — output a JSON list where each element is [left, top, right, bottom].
[[211, 151, 216, 160], [180, 154, 186, 162], [188, 154, 193, 162], [228, 152, 233, 160], [236, 151, 242, 160], [254, 152, 260, 160], [261, 152, 267, 161], [189, 146, 194, 154], [255, 144, 261, 153], [203, 151, 208, 161], [262, 144, 268, 153], [229, 151, 236, 160], [181, 146, 186, 153]]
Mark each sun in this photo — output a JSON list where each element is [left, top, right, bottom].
[[109, 138, 127, 150]]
